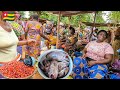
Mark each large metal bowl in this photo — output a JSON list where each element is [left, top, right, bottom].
[[37, 49, 73, 79]]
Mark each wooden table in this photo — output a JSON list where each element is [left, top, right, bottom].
[[31, 71, 43, 79], [31, 62, 44, 79]]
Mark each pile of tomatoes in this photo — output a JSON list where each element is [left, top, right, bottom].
[[0, 61, 35, 79]]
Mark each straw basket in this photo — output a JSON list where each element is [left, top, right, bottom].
[[37, 49, 73, 79], [1, 66, 37, 79]]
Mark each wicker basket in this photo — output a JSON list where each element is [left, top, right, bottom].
[[1, 66, 37, 79]]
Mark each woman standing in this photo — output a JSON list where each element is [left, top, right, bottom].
[[0, 11, 36, 78], [72, 30, 114, 79], [5, 11, 26, 55], [25, 14, 50, 60]]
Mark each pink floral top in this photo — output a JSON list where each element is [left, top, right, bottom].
[[85, 41, 114, 61]]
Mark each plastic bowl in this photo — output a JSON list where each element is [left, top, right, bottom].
[[37, 49, 73, 79]]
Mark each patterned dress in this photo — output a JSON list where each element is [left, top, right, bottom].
[[66, 35, 77, 55], [25, 21, 42, 60], [72, 41, 114, 79]]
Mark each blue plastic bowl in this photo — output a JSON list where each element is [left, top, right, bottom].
[[37, 49, 73, 79]]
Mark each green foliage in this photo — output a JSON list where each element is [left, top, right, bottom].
[[26, 11, 106, 28], [19, 11, 25, 16], [95, 11, 105, 23], [107, 11, 120, 23], [18, 11, 120, 30]]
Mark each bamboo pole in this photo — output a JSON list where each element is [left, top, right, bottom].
[[89, 11, 97, 41], [56, 11, 61, 48]]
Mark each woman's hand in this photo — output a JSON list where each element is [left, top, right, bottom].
[[81, 54, 86, 59], [48, 39, 51, 42], [88, 61, 97, 67], [27, 39, 36, 46]]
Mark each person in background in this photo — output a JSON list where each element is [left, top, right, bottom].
[[91, 28, 98, 41], [44, 21, 57, 49], [105, 30, 112, 44], [76, 28, 90, 51], [59, 22, 66, 37], [44, 21, 53, 35], [112, 27, 120, 62], [25, 14, 50, 60], [64, 26, 78, 56], [72, 30, 114, 79], [58, 30, 66, 49], [29, 15, 33, 21], [52, 24, 57, 36], [6, 11, 25, 40]]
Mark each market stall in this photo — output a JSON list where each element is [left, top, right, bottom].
[[82, 22, 120, 27], [30, 11, 97, 79], [48, 11, 96, 48]]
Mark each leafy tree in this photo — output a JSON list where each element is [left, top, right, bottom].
[[107, 11, 120, 24], [19, 11, 25, 16], [25, 11, 106, 29]]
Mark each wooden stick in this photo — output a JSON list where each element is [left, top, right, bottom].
[[68, 16, 71, 28], [89, 11, 97, 41], [78, 21, 81, 40], [56, 11, 61, 48]]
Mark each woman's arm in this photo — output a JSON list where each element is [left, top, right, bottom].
[[39, 32, 51, 42], [88, 54, 113, 66], [82, 47, 87, 58], [18, 40, 28, 46], [95, 54, 113, 64], [66, 37, 77, 46], [18, 39, 36, 46]]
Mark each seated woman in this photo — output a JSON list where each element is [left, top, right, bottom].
[[45, 31, 57, 49], [44, 22, 56, 49], [58, 30, 66, 49], [72, 30, 114, 79], [64, 26, 78, 55]]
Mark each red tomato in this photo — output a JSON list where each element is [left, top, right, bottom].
[[0, 61, 35, 78]]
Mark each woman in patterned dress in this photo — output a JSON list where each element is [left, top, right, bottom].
[[72, 30, 114, 79], [64, 26, 78, 56], [25, 15, 50, 60]]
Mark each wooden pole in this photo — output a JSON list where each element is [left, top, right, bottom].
[[68, 16, 71, 28], [78, 21, 82, 39], [89, 11, 97, 41], [56, 11, 61, 48]]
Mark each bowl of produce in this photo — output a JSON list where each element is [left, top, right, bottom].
[[0, 60, 37, 79], [38, 49, 73, 79]]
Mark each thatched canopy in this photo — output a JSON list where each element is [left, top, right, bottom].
[[82, 22, 120, 27], [39, 18, 46, 23], [48, 11, 95, 16]]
